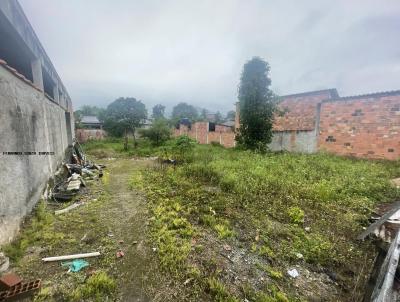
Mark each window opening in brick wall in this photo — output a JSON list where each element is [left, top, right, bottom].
[[388, 148, 395, 153], [209, 122, 216, 132], [352, 109, 363, 116]]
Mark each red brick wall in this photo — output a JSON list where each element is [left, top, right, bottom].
[[274, 91, 335, 131], [173, 122, 235, 147], [318, 95, 400, 160]]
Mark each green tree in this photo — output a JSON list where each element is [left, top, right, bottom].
[[226, 110, 236, 121], [139, 119, 171, 146], [215, 111, 223, 124], [236, 57, 276, 150], [152, 104, 166, 120], [171, 102, 198, 122], [104, 97, 147, 150]]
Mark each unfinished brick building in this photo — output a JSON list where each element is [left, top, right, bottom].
[[176, 89, 400, 160], [174, 121, 236, 148]]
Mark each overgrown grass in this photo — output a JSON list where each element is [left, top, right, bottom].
[[129, 142, 400, 301], [3, 201, 65, 263]]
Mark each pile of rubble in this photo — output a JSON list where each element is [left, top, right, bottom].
[[50, 141, 105, 203]]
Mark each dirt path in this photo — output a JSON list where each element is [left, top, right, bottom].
[[8, 157, 164, 301], [101, 158, 153, 301]]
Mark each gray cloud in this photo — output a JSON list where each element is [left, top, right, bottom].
[[19, 0, 400, 113]]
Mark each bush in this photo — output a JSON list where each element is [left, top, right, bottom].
[[171, 135, 196, 162], [139, 119, 171, 146]]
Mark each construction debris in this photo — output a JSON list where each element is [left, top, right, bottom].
[[357, 201, 400, 241], [370, 230, 400, 301], [0, 274, 21, 291], [0, 254, 9, 274], [0, 279, 41, 301], [42, 252, 100, 262], [51, 141, 105, 203], [54, 201, 84, 215]]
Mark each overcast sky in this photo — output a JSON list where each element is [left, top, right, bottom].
[[19, 0, 400, 114]]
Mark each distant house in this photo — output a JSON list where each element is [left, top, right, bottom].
[[81, 115, 102, 129], [76, 115, 105, 142], [140, 118, 153, 130]]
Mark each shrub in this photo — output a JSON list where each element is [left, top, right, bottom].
[[139, 119, 171, 146]]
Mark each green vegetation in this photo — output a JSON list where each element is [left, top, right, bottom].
[[3, 201, 64, 263], [70, 271, 116, 301], [139, 119, 171, 146], [236, 57, 277, 150], [103, 97, 147, 149], [130, 141, 400, 301]]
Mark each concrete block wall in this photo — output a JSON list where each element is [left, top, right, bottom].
[[0, 65, 72, 244], [269, 130, 317, 153], [76, 129, 107, 143], [319, 93, 400, 160]]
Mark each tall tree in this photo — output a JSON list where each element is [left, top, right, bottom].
[[236, 57, 276, 150], [104, 97, 147, 150], [171, 102, 198, 121], [152, 104, 165, 120]]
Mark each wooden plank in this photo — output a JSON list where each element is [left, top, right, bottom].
[[371, 230, 400, 301], [357, 201, 400, 241]]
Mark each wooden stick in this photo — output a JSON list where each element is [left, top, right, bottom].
[[54, 202, 83, 215], [42, 252, 100, 262]]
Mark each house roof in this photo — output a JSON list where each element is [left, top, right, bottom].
[[322, 90, 400, 102], [281, 88, 339, 99], [81, 115, 101, 124], [221, 120, 235, 127]]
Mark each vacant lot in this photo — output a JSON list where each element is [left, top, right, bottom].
[[129, 141, 399, 301], [3, 138, 400, 301]]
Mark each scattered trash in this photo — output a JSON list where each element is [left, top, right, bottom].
[[116, 250, 125, 258], [61, 259, 89, 272], [0, 273, 22, 290], [118, 240, 124, 244], [295, 253, 304, 259], [54, 201, 83, 215], [223, 244, 232, 252], [0, 279, 41, 301], [107, 232, 114, 237], [152, 247, 157, 252], [304, 227, 311, 232], [183, 278, 192, 285], [287, 268, 299, 278], [0, 253, 9, 273], [42, 252, 100, 262], [80, 233, 88, 242], [132, 241, 138, 245], [391, 178, 400, 188]]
